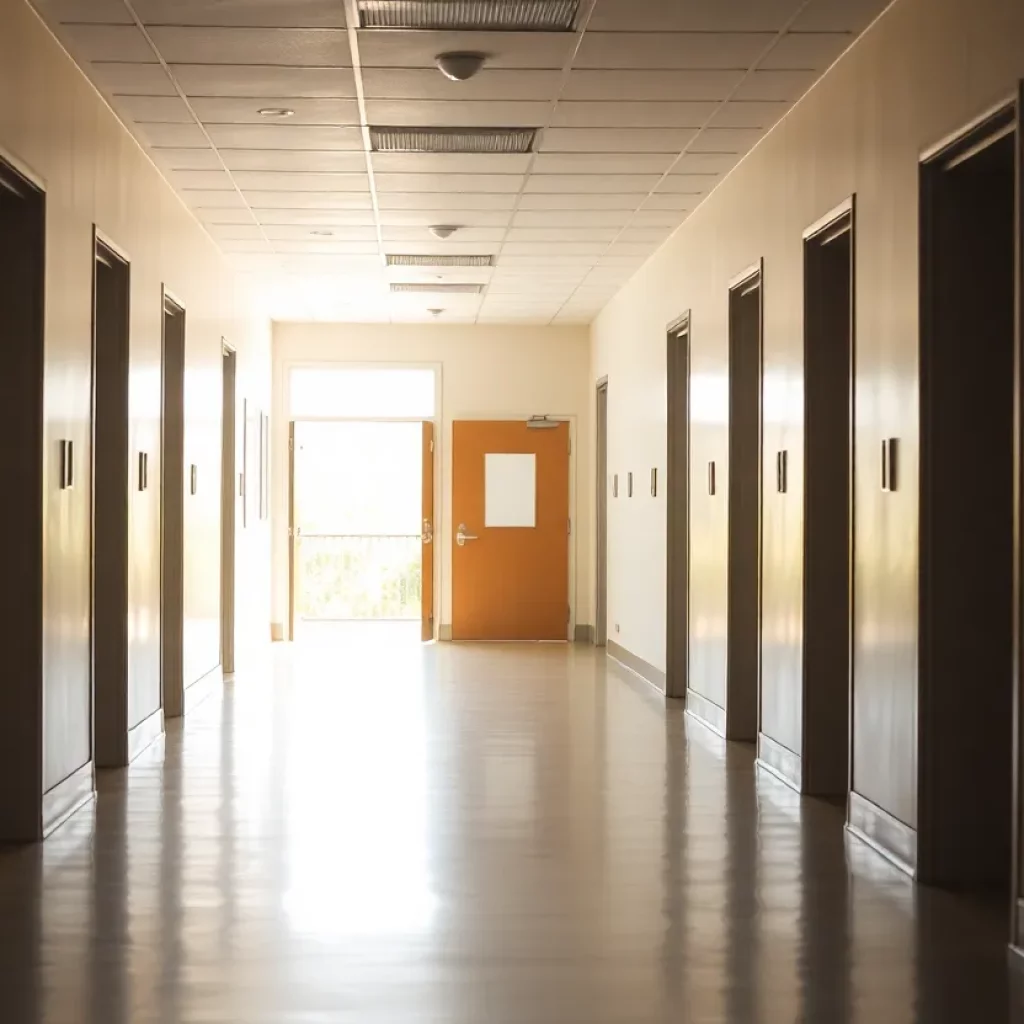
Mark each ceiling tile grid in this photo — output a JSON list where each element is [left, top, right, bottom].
[[33, 0, 892, 323]]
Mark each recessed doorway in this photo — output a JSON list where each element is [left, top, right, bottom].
[[918, 103, 1019, 912], [221, 344, 237, 674], [666, 315, 690, 698]]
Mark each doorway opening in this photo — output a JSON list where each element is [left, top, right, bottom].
[[161, 295, 185, 718], [726, 265, 763, 742], [666, 317, 690, 698], [290, 420, 426, 645], [221, 344, 236, 674], [918, 104, 1018, 903], [801, 204, 854, 797], [91, 237, 131, 767], [0, 157, 46, 839], [595, 379, 608, 648]]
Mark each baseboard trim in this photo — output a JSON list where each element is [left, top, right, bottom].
[[756, 732, 802, 792], [574, 624, 594, 643], [42, 762, 94, 838], [127, 707, 164, 763], [686, 689, 726, 737], [439, 624, 453, 641], [847, 790, 917, 877], [607, 640, 666, 693], [183, 665, 222, 715]]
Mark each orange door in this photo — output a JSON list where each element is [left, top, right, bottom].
[[452, 420, 570, 641], [421, 421, 434, 641]]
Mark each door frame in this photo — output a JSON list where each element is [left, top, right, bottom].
[[220, 342, 237, 674], [287, 414, 439, 640], [451, 413, 579, 642], [666, 313, 691, 699], [595, 378, 608, 647], [917, 93, 1023, 943]]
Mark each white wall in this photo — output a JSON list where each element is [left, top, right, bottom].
[[272, 322, 592, 635], [0, 0, 270, 797]]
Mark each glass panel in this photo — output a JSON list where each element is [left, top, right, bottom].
[[290, 367, 435, 419], [484, 453, 536, 528]]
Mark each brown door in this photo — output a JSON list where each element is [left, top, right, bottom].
[[421, 421, 434, 641], [452, 420, 570, 641]]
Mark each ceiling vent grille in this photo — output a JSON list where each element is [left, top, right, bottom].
[[371, 126, 536, 154], [358, 0, 580, 31], [391, 282, 485, 294], [387, 254, 495, 267]]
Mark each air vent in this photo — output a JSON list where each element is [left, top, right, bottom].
[[370, 126, 536, 154], [387, 254, 495, 268], [391, 283, 485, 294], [358, 0, 580, 31]]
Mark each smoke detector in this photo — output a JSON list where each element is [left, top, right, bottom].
[[429, 225, 459, 240], [435, 51, 487, 82], [428, 308, 445, 318]]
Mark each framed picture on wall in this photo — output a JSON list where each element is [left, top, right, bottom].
[[260, 412, 269, 520]]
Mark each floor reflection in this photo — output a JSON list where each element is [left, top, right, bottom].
[[0, 641, 1021, 1022]]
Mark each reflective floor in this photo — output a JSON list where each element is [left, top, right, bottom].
[[1, 639, 1022, 1023]]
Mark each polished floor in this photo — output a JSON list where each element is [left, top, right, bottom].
[[1, 638, 1022, 1023]]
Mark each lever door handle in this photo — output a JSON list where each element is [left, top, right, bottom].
[[456, 523, 478, 547]]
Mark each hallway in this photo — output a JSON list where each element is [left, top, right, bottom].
[[0, 643, 1020, 1023]]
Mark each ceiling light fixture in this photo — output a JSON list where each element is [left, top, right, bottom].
[[391, 283, 484, 294], [435, 51, 487, 82], [358, 0, 581, 32], [386, 254, 494, 267], [257, 107, 295, 119], [428, 308, 445, 318], [429, 225, 459, 240], [370, 126, 537, 154]]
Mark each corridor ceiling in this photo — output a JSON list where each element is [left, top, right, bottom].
[[34, 0, 889, 323]]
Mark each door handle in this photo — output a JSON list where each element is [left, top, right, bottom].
[[422, 518, 433, 544], [456, 523, 478, 547]]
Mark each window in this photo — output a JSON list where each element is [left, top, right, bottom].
[[289, 367, 435, 419]]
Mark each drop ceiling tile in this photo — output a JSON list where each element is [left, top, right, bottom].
[[225, 171, 369, 191], [564, 69, 744, 102], [152, 147, 223, 170], [365, 99, 550, 128], [377, 193, 518, 210], [655, 173, 719, 193], [371, 153, 533, 174], [603, 243, 654, 257], [497, 255, 598, 267], [60, 24, 155, 61], [525, 175, 660, 194], [690, 127, 765, 152], [506, 227, 619, 243], [206, 223, 267, 241], [708, 99, 793, 128], [361, 68, 561, 101], [220, 239, 274, 252], [136, 122, 209, 147], [551, 101, 717, 129], [274, 241, 380, 254], [575, 32, 772, 70], [109, 95, 192, 122], [733, 68, 818, 101], [42, 0, 132, 22], [357, 30, 574, 70], [518, 193, 646, 210], [171, 170, 236, 190], [502, 242, 608, 256], [759, 31, 854, 70], [673, 152, 743, 174], [263, 224, 378, 241], [88, 61, 177, 94], [641, 193, 700, 210], [378, 210, 512, 227], [181, 189, 246, 207], [379, 226, 504, 243], [629, 210, 687, 228], [148, 27, 351, 65], [242, 190, 374, 209], [385, 241, 500, 256], [793, 0, 891, 33], [255, 209, 378, 225], [205, 124, 363, 149], [617, 227, 673, 243], [374, 174, 524, 194], [539, 127, 696, 153], [188, 97, 360, 125], [171, 64, 357, 97], [133, 0, 347, 27], [588, 0, 804, 32], [196, 207, 259, 224], [513, 210, 631, 228], [532, 153, 676, 174], [220, 149, 368, 172]]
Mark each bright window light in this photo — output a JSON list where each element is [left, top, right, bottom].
[[289, 367, 436, 419]]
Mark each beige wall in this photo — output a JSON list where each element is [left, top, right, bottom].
[[590, 0, 1024, 832], [1, 0, 270, 798], [272, 322, 591, 634]]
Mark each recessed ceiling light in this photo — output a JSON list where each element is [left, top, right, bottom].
[[371, 126, 536, 154], [258, 107, 295, 119]]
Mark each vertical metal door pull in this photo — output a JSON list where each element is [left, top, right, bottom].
[[708, 460, 716, 496], [776, 450, 788, 493]]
